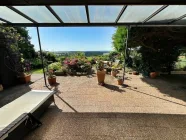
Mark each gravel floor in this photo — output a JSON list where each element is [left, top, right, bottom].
[[1, 73, 186, 139]]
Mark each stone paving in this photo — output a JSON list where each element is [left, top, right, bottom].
[[29, 73, 186, 114]]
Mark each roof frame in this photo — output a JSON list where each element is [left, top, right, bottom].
[[1, 0, 186, 5], [0, 17, 11, 23], [7, 6, 37, 23], [46, 6, 64, 23], [115, 6, 127, 23], [143, 5, 168, 23], [0, 3, 185, 27], [85, 5, 90, 23]]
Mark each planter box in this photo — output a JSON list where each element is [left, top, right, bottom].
[[18, 74, 31, 84]]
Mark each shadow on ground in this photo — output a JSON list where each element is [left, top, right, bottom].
[[141, 74, 186, 102], [104, 83, 125, 93], [24, 105, 186, 140]]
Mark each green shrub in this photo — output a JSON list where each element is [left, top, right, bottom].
[[31, 58, 42, 69], [48, 62, 61, 71]]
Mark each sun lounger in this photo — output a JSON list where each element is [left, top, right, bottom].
[[0, 90, 55, 140]]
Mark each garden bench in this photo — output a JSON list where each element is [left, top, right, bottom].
[[0, 90, 55, 140]]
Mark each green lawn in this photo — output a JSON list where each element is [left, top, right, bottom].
[[32, 68, 43, 74]]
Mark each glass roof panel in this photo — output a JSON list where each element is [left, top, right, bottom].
[[14, 6, 59, 23], [148, 5, 186, 23], [118, 5, 162, 23], [173, 17, 186, 25], [51, 6, 87, 23], [89, 6, 123, 23], [0, 6, 31, 23]]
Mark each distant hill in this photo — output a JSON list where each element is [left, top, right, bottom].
[[53, 51, 110, 57]]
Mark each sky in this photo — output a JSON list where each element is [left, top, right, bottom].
[[27, 27, 116, 51]]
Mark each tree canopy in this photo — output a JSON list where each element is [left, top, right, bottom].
[[15, 27, 36, 59], [112, 26, 186, 73], [112, 27, 128, 54]]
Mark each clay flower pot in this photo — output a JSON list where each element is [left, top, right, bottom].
[[111, 71, 117, 77], [97, 70, 105, 83], [150, 72, 158, 78], [48, 77, 56, 85], [117, 79, 123, 85], [18, 74, 31, 84], [133, 71, 139, 75], [0, 84, 3, 91]]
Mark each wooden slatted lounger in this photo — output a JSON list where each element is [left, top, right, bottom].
[[0, 90, 55, 140]]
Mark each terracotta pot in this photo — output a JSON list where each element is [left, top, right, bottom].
[[133, 71, 139, 75], [97, 70, 105, 83], [0, 84, 3, 91], [150, 72, 158, 78], [18, 74, 31, 84], [111, 71, 117, 77], [117, 79, 123, 85], [48, 77, 56, 85]]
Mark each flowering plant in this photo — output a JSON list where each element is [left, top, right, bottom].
[[23, 60, 31, 75], [96, 61, 104, 71], [63, 58, 92, 75], [48, 69, 56, 79]]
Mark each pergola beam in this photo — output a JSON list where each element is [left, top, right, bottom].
[[143, 5, 168, 23], [85, 5, 90, 23], [0, 18, 11, 23], [115, 6, 127, 23], [0, 0, 186, 5], [170, 14, 186, 24], [36, 27, 48, 87], [46, 6, 64, 23], [7, 6, 38, 23], [2, 22, 186, 27]]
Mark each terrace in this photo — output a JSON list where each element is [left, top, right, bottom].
[[0, 0, 186, 139]]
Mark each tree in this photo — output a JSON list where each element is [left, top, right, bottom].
[[130, 27, 186, 74], [112, 27, 186, 74], [112, 27, 128, 54], [15, 27, 36, 59]]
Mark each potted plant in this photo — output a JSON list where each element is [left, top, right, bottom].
[[111, 65, 118, 77], [48, 69, 56, 85], [116, 76, 123, 85], [17, 60, 31, 84], [133, 71, 139, 75], [150, 71, 158, 78], [96, 61, 105, 84], [0, 84, 3, 91]]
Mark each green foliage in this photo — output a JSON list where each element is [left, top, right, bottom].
[[59, 56, 66, 63], [96, 61, 104, 71], [112, 27, 186, 74], [31, 58, 43, 69], [112, 27, 127, 55], [48, 62, 61, 71], [15, 27, 36, 59], [45, 52, 57, 62]]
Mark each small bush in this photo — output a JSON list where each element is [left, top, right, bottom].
[[31, 58, 42, 69], [48, 62, 61, 71]]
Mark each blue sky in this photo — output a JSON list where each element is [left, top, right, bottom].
[[27, 27, 116, 51]]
